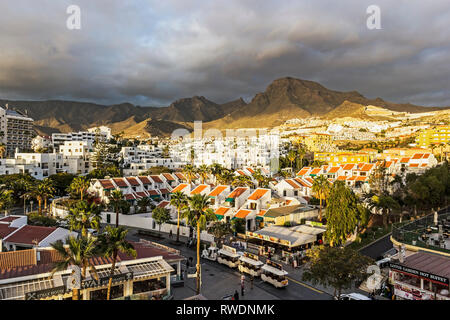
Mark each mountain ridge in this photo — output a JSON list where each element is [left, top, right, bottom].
[[2, 77, 449, 136]]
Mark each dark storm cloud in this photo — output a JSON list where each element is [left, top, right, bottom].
[[0, 0, 449, 106]]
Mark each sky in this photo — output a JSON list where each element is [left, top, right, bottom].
[[0, 0, 449, 107]]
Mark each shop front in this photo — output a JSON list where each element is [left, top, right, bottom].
[[0, 256, 174, 300], [388, 252, 450, 300]]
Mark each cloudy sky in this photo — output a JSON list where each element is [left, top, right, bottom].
[[0, 0, 449, 107]]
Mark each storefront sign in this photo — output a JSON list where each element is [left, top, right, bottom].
[[25, 285, 66, 300], [81, 272, 134, 289], [389, 263, 449, 286]]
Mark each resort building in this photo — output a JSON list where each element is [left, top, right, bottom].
[[0, 105, 34, 157]]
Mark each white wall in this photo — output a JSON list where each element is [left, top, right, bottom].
[[39, 228, 78, 247], [100, 212, 215, 242]]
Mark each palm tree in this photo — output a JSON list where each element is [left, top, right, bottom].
[[232, 175, 253, 188], [97, 226, 136, 300], [217, 170, 235, 185], [208, 163, 224, 185], [170, 191, 188, 242], [27, 182, 47, 215], [0, 189, 14, 216], [67, 200, 101, 237], [197, 164, 210, 184], [183, 165, 196, 185], [186, 194, 216, 294], [40, 178, 56, 212], [68, 176, 90, 201], [137, 196, 151, 213], [287, 150, 296, 173], [312, 175, 331, 222], [50, 236, 99, 300], [109, 189, 124, 227], [367, 194, 400, 228]]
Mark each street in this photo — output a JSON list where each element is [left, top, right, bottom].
[[126, 228, 332, 300]]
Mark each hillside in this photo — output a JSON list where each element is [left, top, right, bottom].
[[2, 76, 449, 136]]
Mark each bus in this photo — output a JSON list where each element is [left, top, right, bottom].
[[217, 245, 241, 268], [261, 260, 289, 288], [238, 252, 264, 277]]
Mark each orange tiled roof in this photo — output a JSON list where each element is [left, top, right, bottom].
[[297, 167, 310, 175], [409, 163, 419, 168], [400, 157, 410, 163], [162, 173, 175, 181], [174, 172, 186, 181], [190, 185, 208, 195], [150, 175, 164, 184], [126, 177, 140, 186], [237, 170, 248, 176], [258, 210, 267, 216], [138, 176, 152, 185], [411, 153, 423, 159], [342, 164, 356, 170], [234, 209, 252, 219], [113, 178, 128, 187], [248, 189, 269, 200], [294, 178, 311, 187], [356, 176, 367, 182], [348, 176, 358, 181], [99, 179, 115, 189], [157, 201, 169, 208], [337, 176, 347, 181], [209, 185, 228, 197], [171, 184, 188, 193], [310, 168, 321, 175], [215, 207, 230, 216], [227, 187, 248, 199], [360, 164, 374, 172], [285, 179, 301, 189], [304, 177, 314, 184], [246, 167, 255, 174], [423, 154, 430, 159], [328, 166, 340, 174]]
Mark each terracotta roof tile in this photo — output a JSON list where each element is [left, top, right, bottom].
[[138, 176, 151, 185], [248, 189, 269, 200], [3, 226, 57, 245], [150, 175, 163, 184], [171, 184, 188, 193], [227, 187, 248, 199], [126, 177, 140, 186], [113, 178, 128, 188], [209, 185, 228, 197], [99, 179, 115, 189], [190, 185, 208, 195], [215, 207, 230, 216], [234, 209, 252, 219], [162, 173, 175, 181]]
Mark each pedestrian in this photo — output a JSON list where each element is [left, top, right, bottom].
[[169, 229, 173, 239], [233, 290, 239, 300], [250, 276, 254, 290]]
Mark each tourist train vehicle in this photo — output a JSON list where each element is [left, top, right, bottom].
[[261, 260, 289, 288], [238, 252, 264, 277], [217, 245, 241, 268], [201, 245, 219, 261]]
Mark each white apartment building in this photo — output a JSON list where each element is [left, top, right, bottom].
[[52, 127, 110, 150], [0, 105, 34, 157]]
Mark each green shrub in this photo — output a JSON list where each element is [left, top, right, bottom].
[[28, 212, 59, 227]]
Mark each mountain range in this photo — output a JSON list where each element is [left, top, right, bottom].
[[1, 77, 448, 137]]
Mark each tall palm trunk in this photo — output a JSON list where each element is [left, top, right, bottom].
[[72, 288, 80, 300], [38, 198, 42, 215], [196, 221, 201, 295], [44, 197, 48, 212], [176, 208, 181, 242], [115, 206, 119, 227], [80, 190, 83, 201], [319, 197, 323, 222], [107, 250, 118, 300]]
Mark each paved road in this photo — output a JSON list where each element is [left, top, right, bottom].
[[126, 229, 331, 300], [359, 233, 394, 260]]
